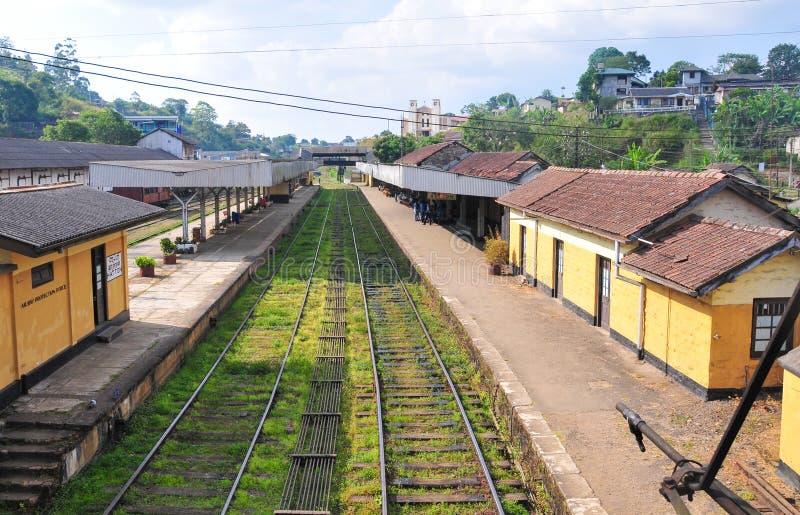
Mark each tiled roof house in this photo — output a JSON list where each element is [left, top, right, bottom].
[[498, 166, 800, 399]]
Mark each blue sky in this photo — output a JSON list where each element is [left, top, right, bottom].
[[3, 0, 799, 142]]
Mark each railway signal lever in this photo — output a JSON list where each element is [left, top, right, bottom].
[[615, 280, 800, 515]]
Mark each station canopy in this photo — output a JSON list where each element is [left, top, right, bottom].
[[89, 159, 316, 189]]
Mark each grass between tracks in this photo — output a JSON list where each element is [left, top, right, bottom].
[[45, 183, 534, 514], [44, 190, 329, 514]]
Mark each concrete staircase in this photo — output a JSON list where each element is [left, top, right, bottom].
[[696, 110, 717, 152], [0, 420, 81, 510]]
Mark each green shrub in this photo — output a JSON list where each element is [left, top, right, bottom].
[[134, 256, 156, 268], [159, 237, 177, 255], [483, 227, 509, 265]]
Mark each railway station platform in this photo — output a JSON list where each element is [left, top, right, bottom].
[[360, 185, 724, 514], [0, 186, 318, 506]]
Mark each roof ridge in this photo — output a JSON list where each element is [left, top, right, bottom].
[[697, 216, 796, 237], [545, 166, 726, 179], [0, 182, 80, 195]]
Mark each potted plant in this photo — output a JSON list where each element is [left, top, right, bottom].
[[160, 237, 177, 265], [483, 227, 509, 275], [135, 256, 156, 277]]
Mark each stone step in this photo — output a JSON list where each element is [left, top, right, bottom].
[[0, 490, 43, 509], [0, 427, 78, 445], [96, 325, 123, 343], [0, 457, 60, 473], [0, 443, 64, 461], [0, 472, 59, 492]]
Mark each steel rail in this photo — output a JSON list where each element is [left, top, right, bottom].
[[221, 195, 333, 513], [345, 189, 389, 515], [356, 191, 505, 514], [104, 192, 327, 515]]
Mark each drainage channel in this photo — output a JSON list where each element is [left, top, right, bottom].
[[276, 195, 346, 514]]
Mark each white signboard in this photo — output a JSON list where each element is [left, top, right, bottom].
[[106, 252, 122, 282]]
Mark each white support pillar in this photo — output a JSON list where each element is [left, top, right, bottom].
[[172, 190, 198, 242], [477, 197, 486, 239], [225, 188, 231, 223], [199, 188, 207, 241], [214, 190, 220, 229]]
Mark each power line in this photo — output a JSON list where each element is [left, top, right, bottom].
[[5, 55, 798, 144], [18, 0, 763, 41], [83, 28, 800, 59], [3, 44, 795, 138]]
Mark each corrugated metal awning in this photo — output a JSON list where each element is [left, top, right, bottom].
[[89, 159, 317, 188], [357, 162, 518, 198]]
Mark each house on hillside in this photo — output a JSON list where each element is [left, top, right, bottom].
[[679, 65, 715, 95], [521, 97, 554, 113], [137, 128, 197, 160], [595, 67, 646, 99], [123, 115, 179, 135], [616, 87, 694, 112], [499, 167, 800, 400]]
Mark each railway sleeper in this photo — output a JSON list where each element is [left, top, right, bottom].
[[392, 477, 482, 487]]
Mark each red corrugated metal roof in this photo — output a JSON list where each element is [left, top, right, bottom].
[[497, 167, 727, 239], [622, 216, 795, 295], [395, 142, 453, 165], [449, 152, 543, 181]]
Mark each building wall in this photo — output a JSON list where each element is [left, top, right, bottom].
[[609, 267, 644, 346], [537, 231, 555, 290], [643, 281, 713, 388], [0, 273, 16, 393], [420, 145, 470, 169], [562, 242, 598, 319], [138, 131, 193, 160], [707, 251, 800, 389], [780, 371, 800, 481], [692, 188, 794, 230], [0, 167, 88, 190], [0, 231, 129, 392]]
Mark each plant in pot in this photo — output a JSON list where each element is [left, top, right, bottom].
[[160, 237, 177, 265], [135, 256, 156, 277], [483, 227, 509, 275]]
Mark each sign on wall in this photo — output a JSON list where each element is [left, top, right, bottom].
[[106, 252, 122, 281]]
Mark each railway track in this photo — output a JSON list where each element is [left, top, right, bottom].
[[102, 192, 330, 515], [346, 189, 530, 514]]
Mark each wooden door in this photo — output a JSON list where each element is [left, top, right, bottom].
[[598, 257, 611, 328], [520, 226, 527, 277], [554, 240, 564, 298], [91, 245, 107, 325]]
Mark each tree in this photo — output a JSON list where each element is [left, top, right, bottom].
[[576, 47, 624, 102], [372, 132, 417, 163], [342, 135, 355, 144], [41, 119, 91, 142], [0, 37, 36, 77], [624, 51, 651, 76], [79, 108, 141, 145], [648, 60, 693, 87], [300, 138, 309, 145], [0, 78, 38, 122], [487, 92, 519, 111], [45, 38, 81, 90], [310, 137, 319, 145], [540, 89, 555, 101], [716, 53, 762, 74], [766, 43, 800, 80], [162, 98, 189, 119]]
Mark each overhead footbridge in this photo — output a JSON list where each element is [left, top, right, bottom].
[[90, 158, 317, 241]]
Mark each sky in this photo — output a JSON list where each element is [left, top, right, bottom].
[[3, 0, 800, 142]]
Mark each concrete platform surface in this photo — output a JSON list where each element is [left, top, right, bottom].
[[2, 186, 317, 426], [360, 185, 724, 514]]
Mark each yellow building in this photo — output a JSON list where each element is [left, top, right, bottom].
[[0, 183, 162, 408], [499, 167, 800, 399], [778, 348, 800, 491]]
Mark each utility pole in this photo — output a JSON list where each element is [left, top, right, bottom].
[[573, 127, 580, 167]]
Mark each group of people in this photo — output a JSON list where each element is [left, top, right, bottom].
[[412, 198, 445, 225]]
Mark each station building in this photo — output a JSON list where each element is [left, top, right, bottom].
[[0, 137, 178, 204], [779, 347, 800, 491], [0, 183, 163, 408], [498, 167, 800, 399], [358, 141, 547, 239]]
